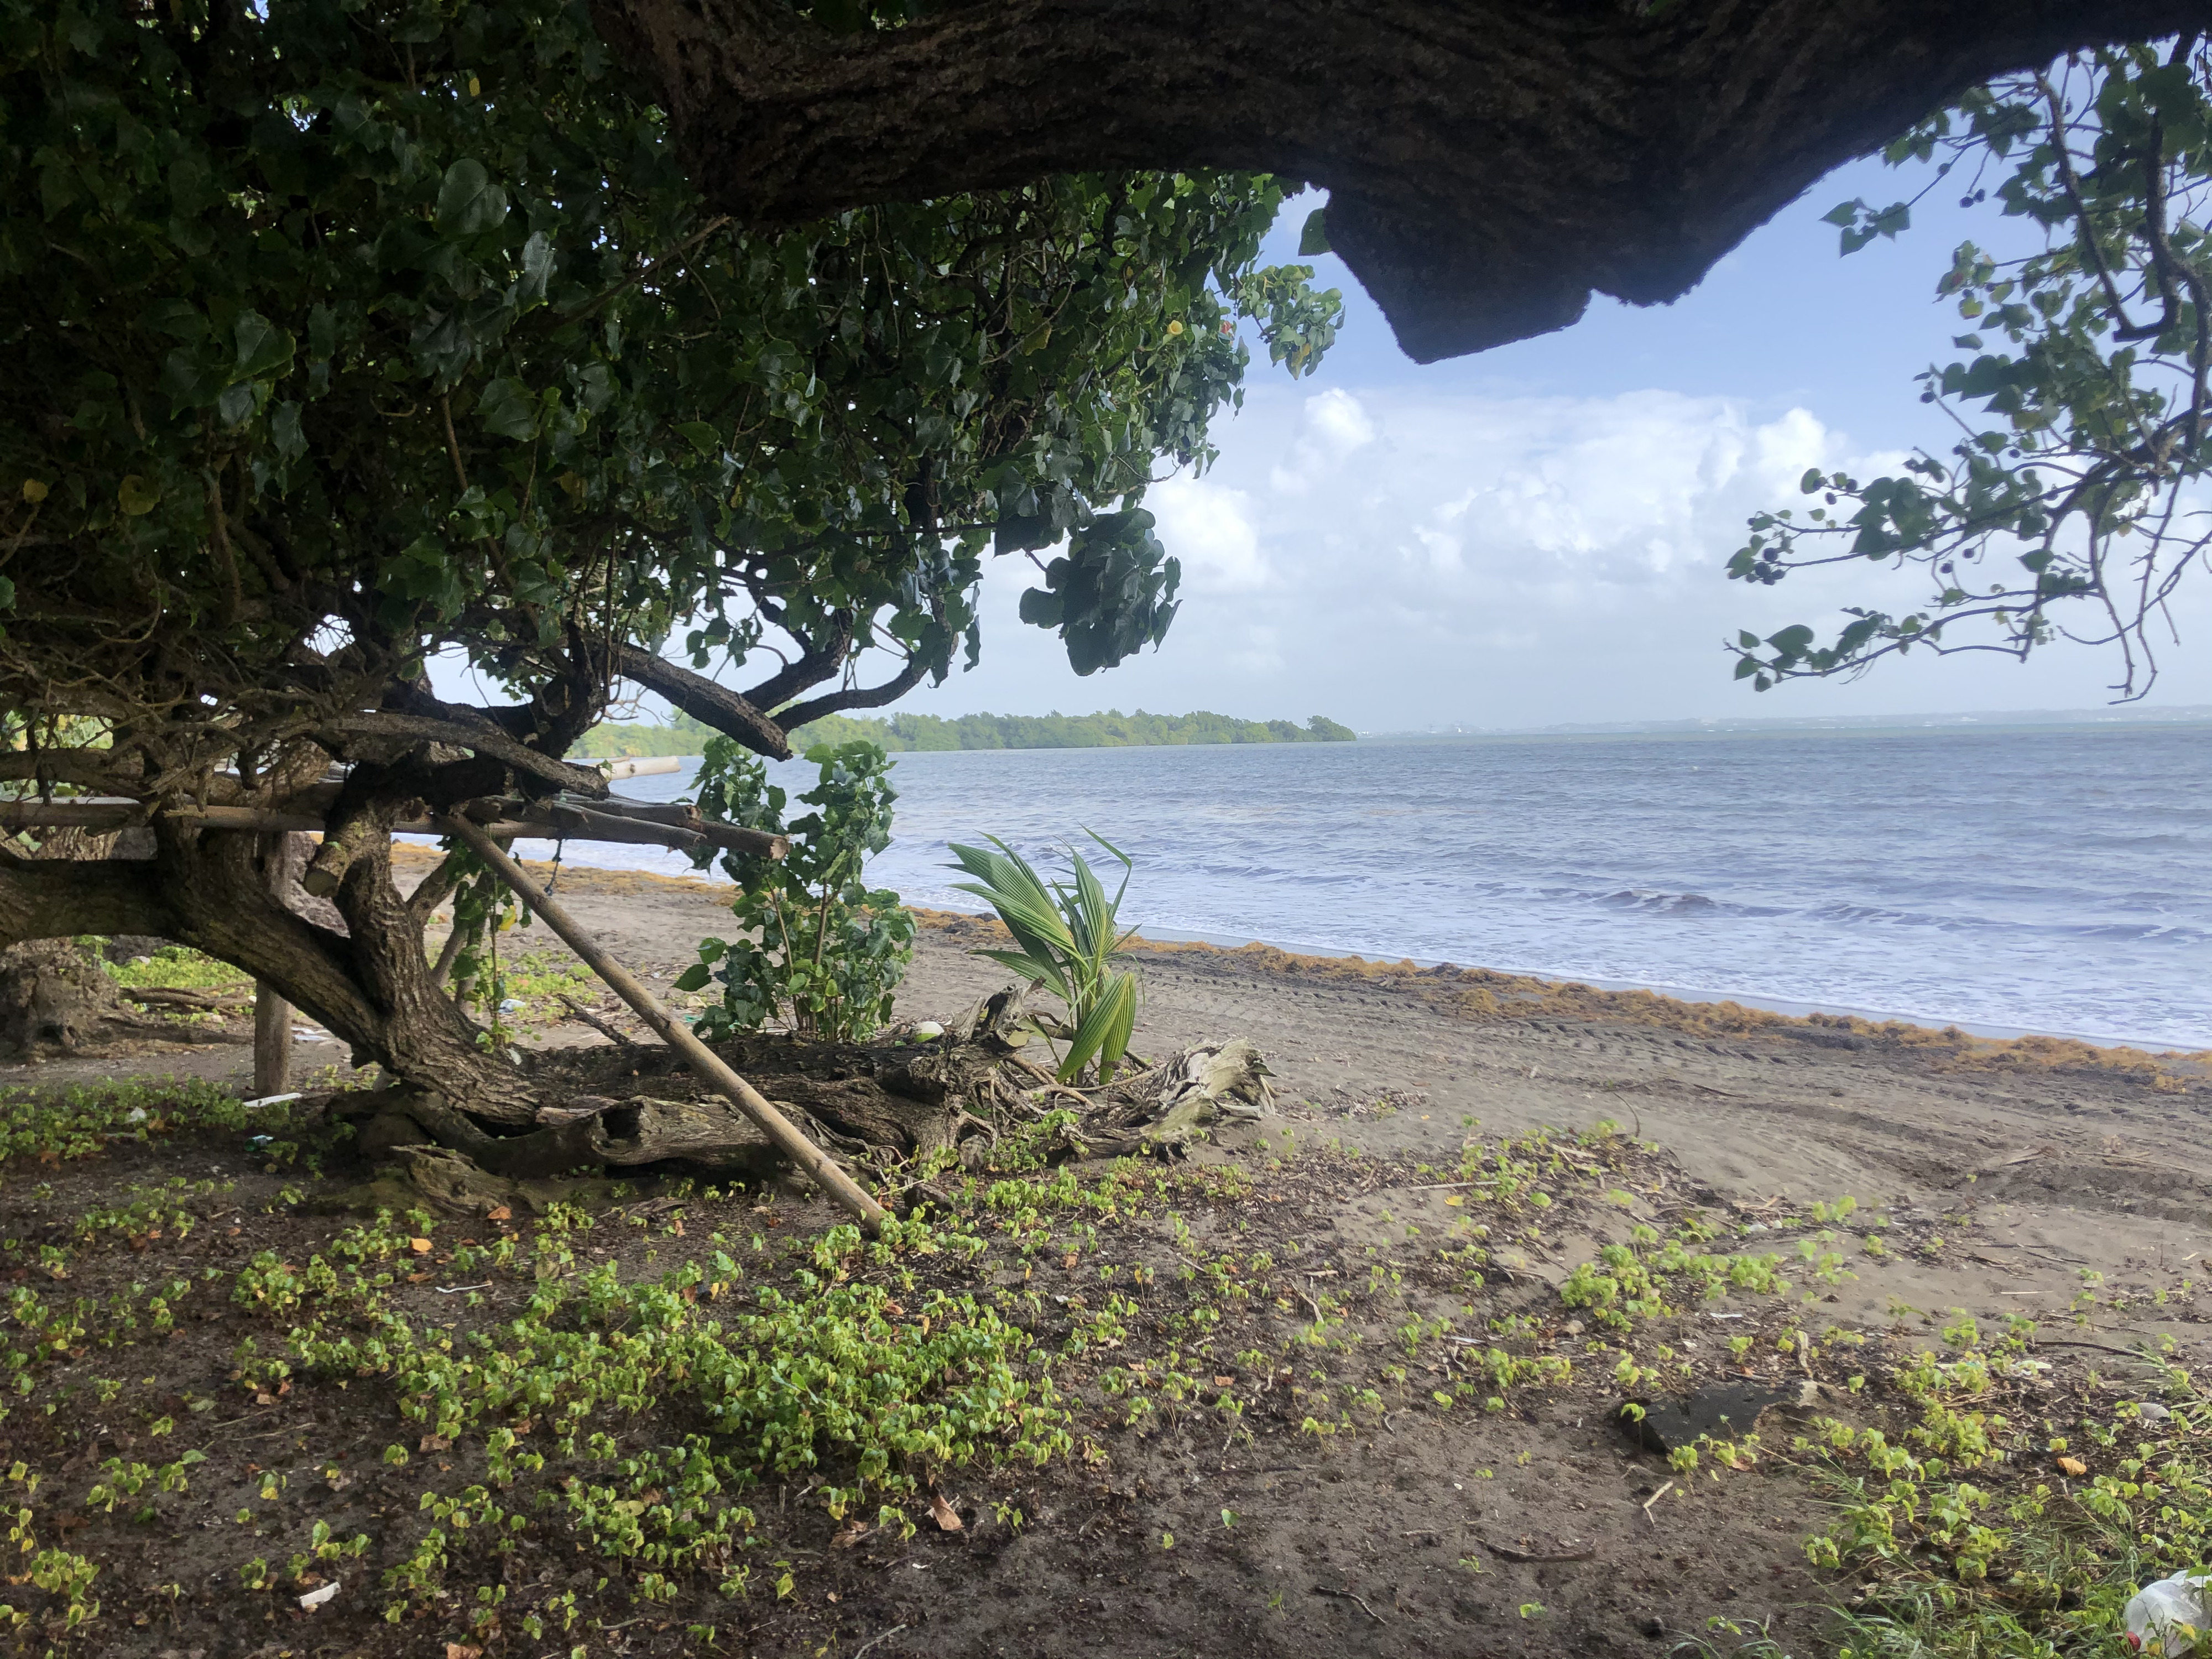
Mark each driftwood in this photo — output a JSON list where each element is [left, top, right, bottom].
[[0, 792, 787, 862], [442, 813, 885, 1230], [1079, 1040, 1275, 1152]]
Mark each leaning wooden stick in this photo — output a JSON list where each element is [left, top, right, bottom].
[[440, 813, 888, 1234]]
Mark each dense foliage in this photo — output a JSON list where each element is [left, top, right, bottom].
[[574, 708, 1355, 755], [792, 708, 1357, 750], [0, 0, 1341, 789], [680, 740, 914, 1044], [0, 0, 1337, 1112], [1733, 40, 2212, 701]]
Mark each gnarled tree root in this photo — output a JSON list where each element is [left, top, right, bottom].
[[326, 1011, 1276, 1217]]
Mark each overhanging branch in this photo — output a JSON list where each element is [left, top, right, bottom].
[[607, 639, 793, 759], [774, 651, 931, 732], [592, 0, 2201, 361]]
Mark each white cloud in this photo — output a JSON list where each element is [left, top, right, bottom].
[[895, 379, 2209, 728], [1269, 388, 1378, 494], [1147, 476, 1269, 594]]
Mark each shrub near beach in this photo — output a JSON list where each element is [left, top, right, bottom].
[[680, 739, 916, 1044]]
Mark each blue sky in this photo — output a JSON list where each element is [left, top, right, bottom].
[[873, 155, 2212, 730], [436, 152, 2210, 730]]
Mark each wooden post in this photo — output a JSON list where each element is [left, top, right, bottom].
[[252, 833, 291, 1097], [439, 815, 888, 1234]]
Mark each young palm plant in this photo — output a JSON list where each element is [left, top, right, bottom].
[[946, 833, 1141, 1082]]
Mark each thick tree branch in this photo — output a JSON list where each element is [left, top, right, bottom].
[[592, 0, 2201, 361], [738, 611, 854, 712], [607, 639, 793, 759], [773, 650, 931, 732], [0, 847, 175, 945], [316, 712, 608, 796]]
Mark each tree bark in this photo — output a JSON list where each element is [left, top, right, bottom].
[[591, 0, 2200, 361], [252, 833, 293, 1097]]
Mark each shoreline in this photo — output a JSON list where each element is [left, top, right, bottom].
[[390, 847, 2208, 1061], [1116, 921, 2176, 1052]]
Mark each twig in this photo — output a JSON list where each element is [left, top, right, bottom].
[[2035, 1338, 2147, 1357], [433, 1282, 492, 1296], [1312, 1585, 1386, 1624], [560, 995, 639, 1048], [851, 1622, 909, 1658], [1474, 1536, 1598, 1564], [1641, 1480, 1674, 1523]]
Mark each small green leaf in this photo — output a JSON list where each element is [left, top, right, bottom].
[[672, 963, 712, 993], [435, 159, 508, 236], [1297, 206, 1331, 257], [477, 378, 539, 442], [675, 420, 719, 456], [116, 474, 160, 516], [233, 311, 295, 380]]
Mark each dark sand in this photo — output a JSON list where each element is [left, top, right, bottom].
[[5, 858, 2204, 1657]]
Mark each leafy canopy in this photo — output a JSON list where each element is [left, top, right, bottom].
[[1731, 40, 2211, 701], [0, 0, 1340, 785]]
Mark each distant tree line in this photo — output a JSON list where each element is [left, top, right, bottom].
[[575, 709, 1355, 756]]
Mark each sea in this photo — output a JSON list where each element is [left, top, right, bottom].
[[480, 726, 2212, 1052]]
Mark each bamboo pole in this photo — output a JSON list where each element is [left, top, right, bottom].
[[252, 833, 293, 1097], [0, 800, 785, 859], [438, 813, 886, 1234]]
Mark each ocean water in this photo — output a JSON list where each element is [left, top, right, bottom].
[[492, 727, 2212, 1051]]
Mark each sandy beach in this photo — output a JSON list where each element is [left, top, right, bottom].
[[6, 858, 2205, 1657]]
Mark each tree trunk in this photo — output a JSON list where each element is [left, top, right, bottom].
[[0, 939, 128, 1055], [592, 0, 2199, 361], [252, 833, 293, 1096]]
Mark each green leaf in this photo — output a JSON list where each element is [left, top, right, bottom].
[[1297, 206, 1331, 257], [675, 421, 719, 457], [672, 963, 712, 992], [435, 159, 508, 236], [1058, 970, 1137, 1083], [233, 311, 295, 380], [116, 475, 159, 516], [517, 231, 555, 305], [477, 378, 539, 442]]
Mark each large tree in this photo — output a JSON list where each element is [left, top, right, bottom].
[[0, 0, 1337, 1124], [588, 0, 2202, 362], [1730, 39, 2212, 700]]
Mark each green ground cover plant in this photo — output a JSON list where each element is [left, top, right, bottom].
[[0, 1073, 2197, 1657]]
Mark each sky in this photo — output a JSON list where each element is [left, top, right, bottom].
[[868, 156, 2212, 731], [436, 150, 2212, 731]]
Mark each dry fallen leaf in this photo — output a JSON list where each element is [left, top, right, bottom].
[[485, 1206, 512, 1222], [409, 1237, 433, 1254], [928, 1494, 963, 1533], [1443, 1194, 1465, 1207], [1213, 1375, 1235, 1387], [446, 1644, 483, 1659], [831, 1521, 872, 1550], [297, 1580, 338, 1610], [2057, 1455, 2088, 1477], [419, 1433, 451, 1453]]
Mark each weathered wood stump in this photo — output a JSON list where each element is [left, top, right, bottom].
[[327, 987, 1276, 1215]]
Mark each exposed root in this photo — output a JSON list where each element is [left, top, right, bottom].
[[328, 987, 1277, 1212]]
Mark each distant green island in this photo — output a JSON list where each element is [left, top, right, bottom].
[[571, 708, 1355, 758]]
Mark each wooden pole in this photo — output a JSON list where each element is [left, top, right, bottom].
[[252, 834, 292, 1097], [439, 814, 887, 1234]]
